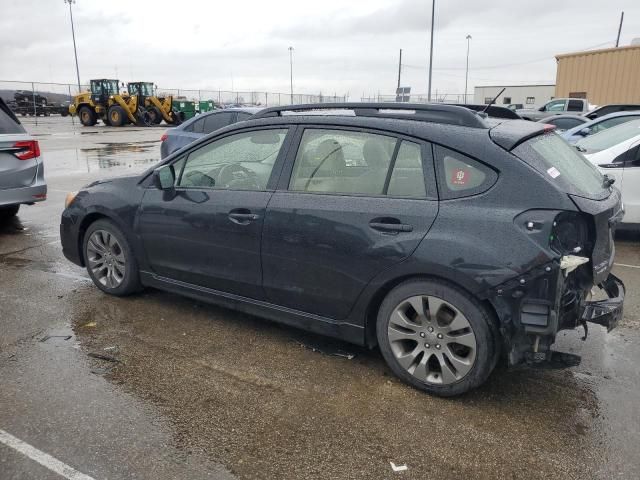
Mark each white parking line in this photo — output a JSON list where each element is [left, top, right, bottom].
[[614, 263, 640, 269], [0, 429, 96, 480]]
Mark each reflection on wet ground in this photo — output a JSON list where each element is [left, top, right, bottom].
[[44, 140, 160, 177]]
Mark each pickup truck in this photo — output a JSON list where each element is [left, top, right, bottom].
[[516, 98, 589, 121]]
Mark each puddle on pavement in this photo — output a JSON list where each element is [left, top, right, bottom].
[[68, 290, 606, 479], [44, 140, 160, 177]]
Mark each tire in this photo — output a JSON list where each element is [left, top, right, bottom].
[[107, 105, 126, 127], [83, 219, 142, 296], [78, 106, 97, 126], [147, 106, 162, 124], [170, 110, 183, 125], [376, 279, 497, 397], [0, 205, 20, 219], [103, 114, 112, 126]]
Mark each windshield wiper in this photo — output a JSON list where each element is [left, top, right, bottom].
[[574, 145, 587, 153]]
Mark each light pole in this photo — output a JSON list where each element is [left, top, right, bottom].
[[464, 35, 472, 103], [288, 46, 294, 104], [427, 0, 435, 102], [64, 0, 81, 92]]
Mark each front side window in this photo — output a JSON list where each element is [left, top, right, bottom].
[[590, 116, 637, 134], [289, 129, 397, 196], [576, 119, 640, 154], [545, 100, 566, 112], [178, 129, 287, 190]]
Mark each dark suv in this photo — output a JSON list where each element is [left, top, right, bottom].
[[60, 103, 625, 396]]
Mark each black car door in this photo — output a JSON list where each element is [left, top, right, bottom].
[[136, 126, 293, 299], [261, 126, 439, 320]]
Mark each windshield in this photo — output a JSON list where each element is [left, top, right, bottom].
[[575, 118, 640, 153], [129, 83, 153, 96], [513, 132, 607, 199]]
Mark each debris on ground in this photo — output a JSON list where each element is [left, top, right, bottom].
[[296, 340, 356, 360], [80, 321, 97, 328], [88, 352, 119, 363], [390, 462, 408, 472]]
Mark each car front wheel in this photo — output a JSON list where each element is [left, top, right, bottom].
[[376, 279, 497, 397], [83, 219, 142, 296]]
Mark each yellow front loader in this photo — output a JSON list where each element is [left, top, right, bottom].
[[127, 82, 181, 125], [68, 79, 150, 127]]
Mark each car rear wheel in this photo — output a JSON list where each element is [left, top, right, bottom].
[[376, 279, 497, 397], [83, 219, 142, 296]]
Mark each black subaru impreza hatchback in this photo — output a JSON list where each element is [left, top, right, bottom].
[[61, 103, 625, 396]]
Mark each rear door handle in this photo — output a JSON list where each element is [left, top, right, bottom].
[[228, 209, 260, 224], [369, 221, 413, 233]]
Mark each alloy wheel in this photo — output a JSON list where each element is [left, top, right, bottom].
[[86, 230, 126, 289], [388, 295, 477, 385]]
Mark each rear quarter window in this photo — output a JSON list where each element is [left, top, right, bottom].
[[434, 146, 497, 199]]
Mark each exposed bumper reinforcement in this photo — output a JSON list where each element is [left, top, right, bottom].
[[582, 274, 625, 332]]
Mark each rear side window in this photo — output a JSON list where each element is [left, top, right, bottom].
[[203, 113, 232, 134], [513, 133, 606, 199], [289, 129, 396, 195], [434, 146, 497, 199], [567, 100, 584, 112], [0, 99, 25, 134]]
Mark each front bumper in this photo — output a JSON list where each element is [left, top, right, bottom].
[[582, 274, 625, 332]]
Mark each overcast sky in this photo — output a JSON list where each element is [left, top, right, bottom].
[[1, 0, 638, 99]]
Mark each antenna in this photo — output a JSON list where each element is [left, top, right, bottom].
[[481, 87, 506, 115]]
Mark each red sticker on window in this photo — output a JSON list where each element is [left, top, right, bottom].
[[451, 168, 469, 186]]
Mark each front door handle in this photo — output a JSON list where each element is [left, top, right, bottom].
[[228, 209, 260, 224], [369, 219, 413, 233]]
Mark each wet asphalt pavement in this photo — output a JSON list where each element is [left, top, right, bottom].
[[1, 116, 640, 479]]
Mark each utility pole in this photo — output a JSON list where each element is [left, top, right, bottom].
[[64, 0, 81, 92], [464, 35, 472, 103], [427, 0, 435, 102], [397, 49, 402, 90], [288, 46, 294, 104], [615, 11, 624, 47]]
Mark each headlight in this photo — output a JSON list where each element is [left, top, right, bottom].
[[65, 191, 78, 208]]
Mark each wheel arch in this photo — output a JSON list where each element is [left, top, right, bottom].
[[77, 211, 136, 266], [363, 273, 501, 349]]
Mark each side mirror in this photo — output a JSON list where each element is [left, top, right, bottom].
[[153, 165, 176, 190], [578, 127, 591, 137]]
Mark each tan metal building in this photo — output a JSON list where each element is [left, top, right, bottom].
[[555, 45, 640, 105]]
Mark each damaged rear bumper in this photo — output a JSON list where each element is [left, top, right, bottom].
[[582, 274, 624, 332]]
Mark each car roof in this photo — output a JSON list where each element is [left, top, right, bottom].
[[538, 114, 588, 122], [176, 107, 262, 130]]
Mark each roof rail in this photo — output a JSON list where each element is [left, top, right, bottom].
[[252, 102, 489, 128], [446, 103, 522, 120]]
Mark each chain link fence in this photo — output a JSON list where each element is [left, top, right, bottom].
[[360, 93, 471, 104], [0, 80, 347, 119]]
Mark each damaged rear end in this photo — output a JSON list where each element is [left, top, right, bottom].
[[489, 123, 625, 367]]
